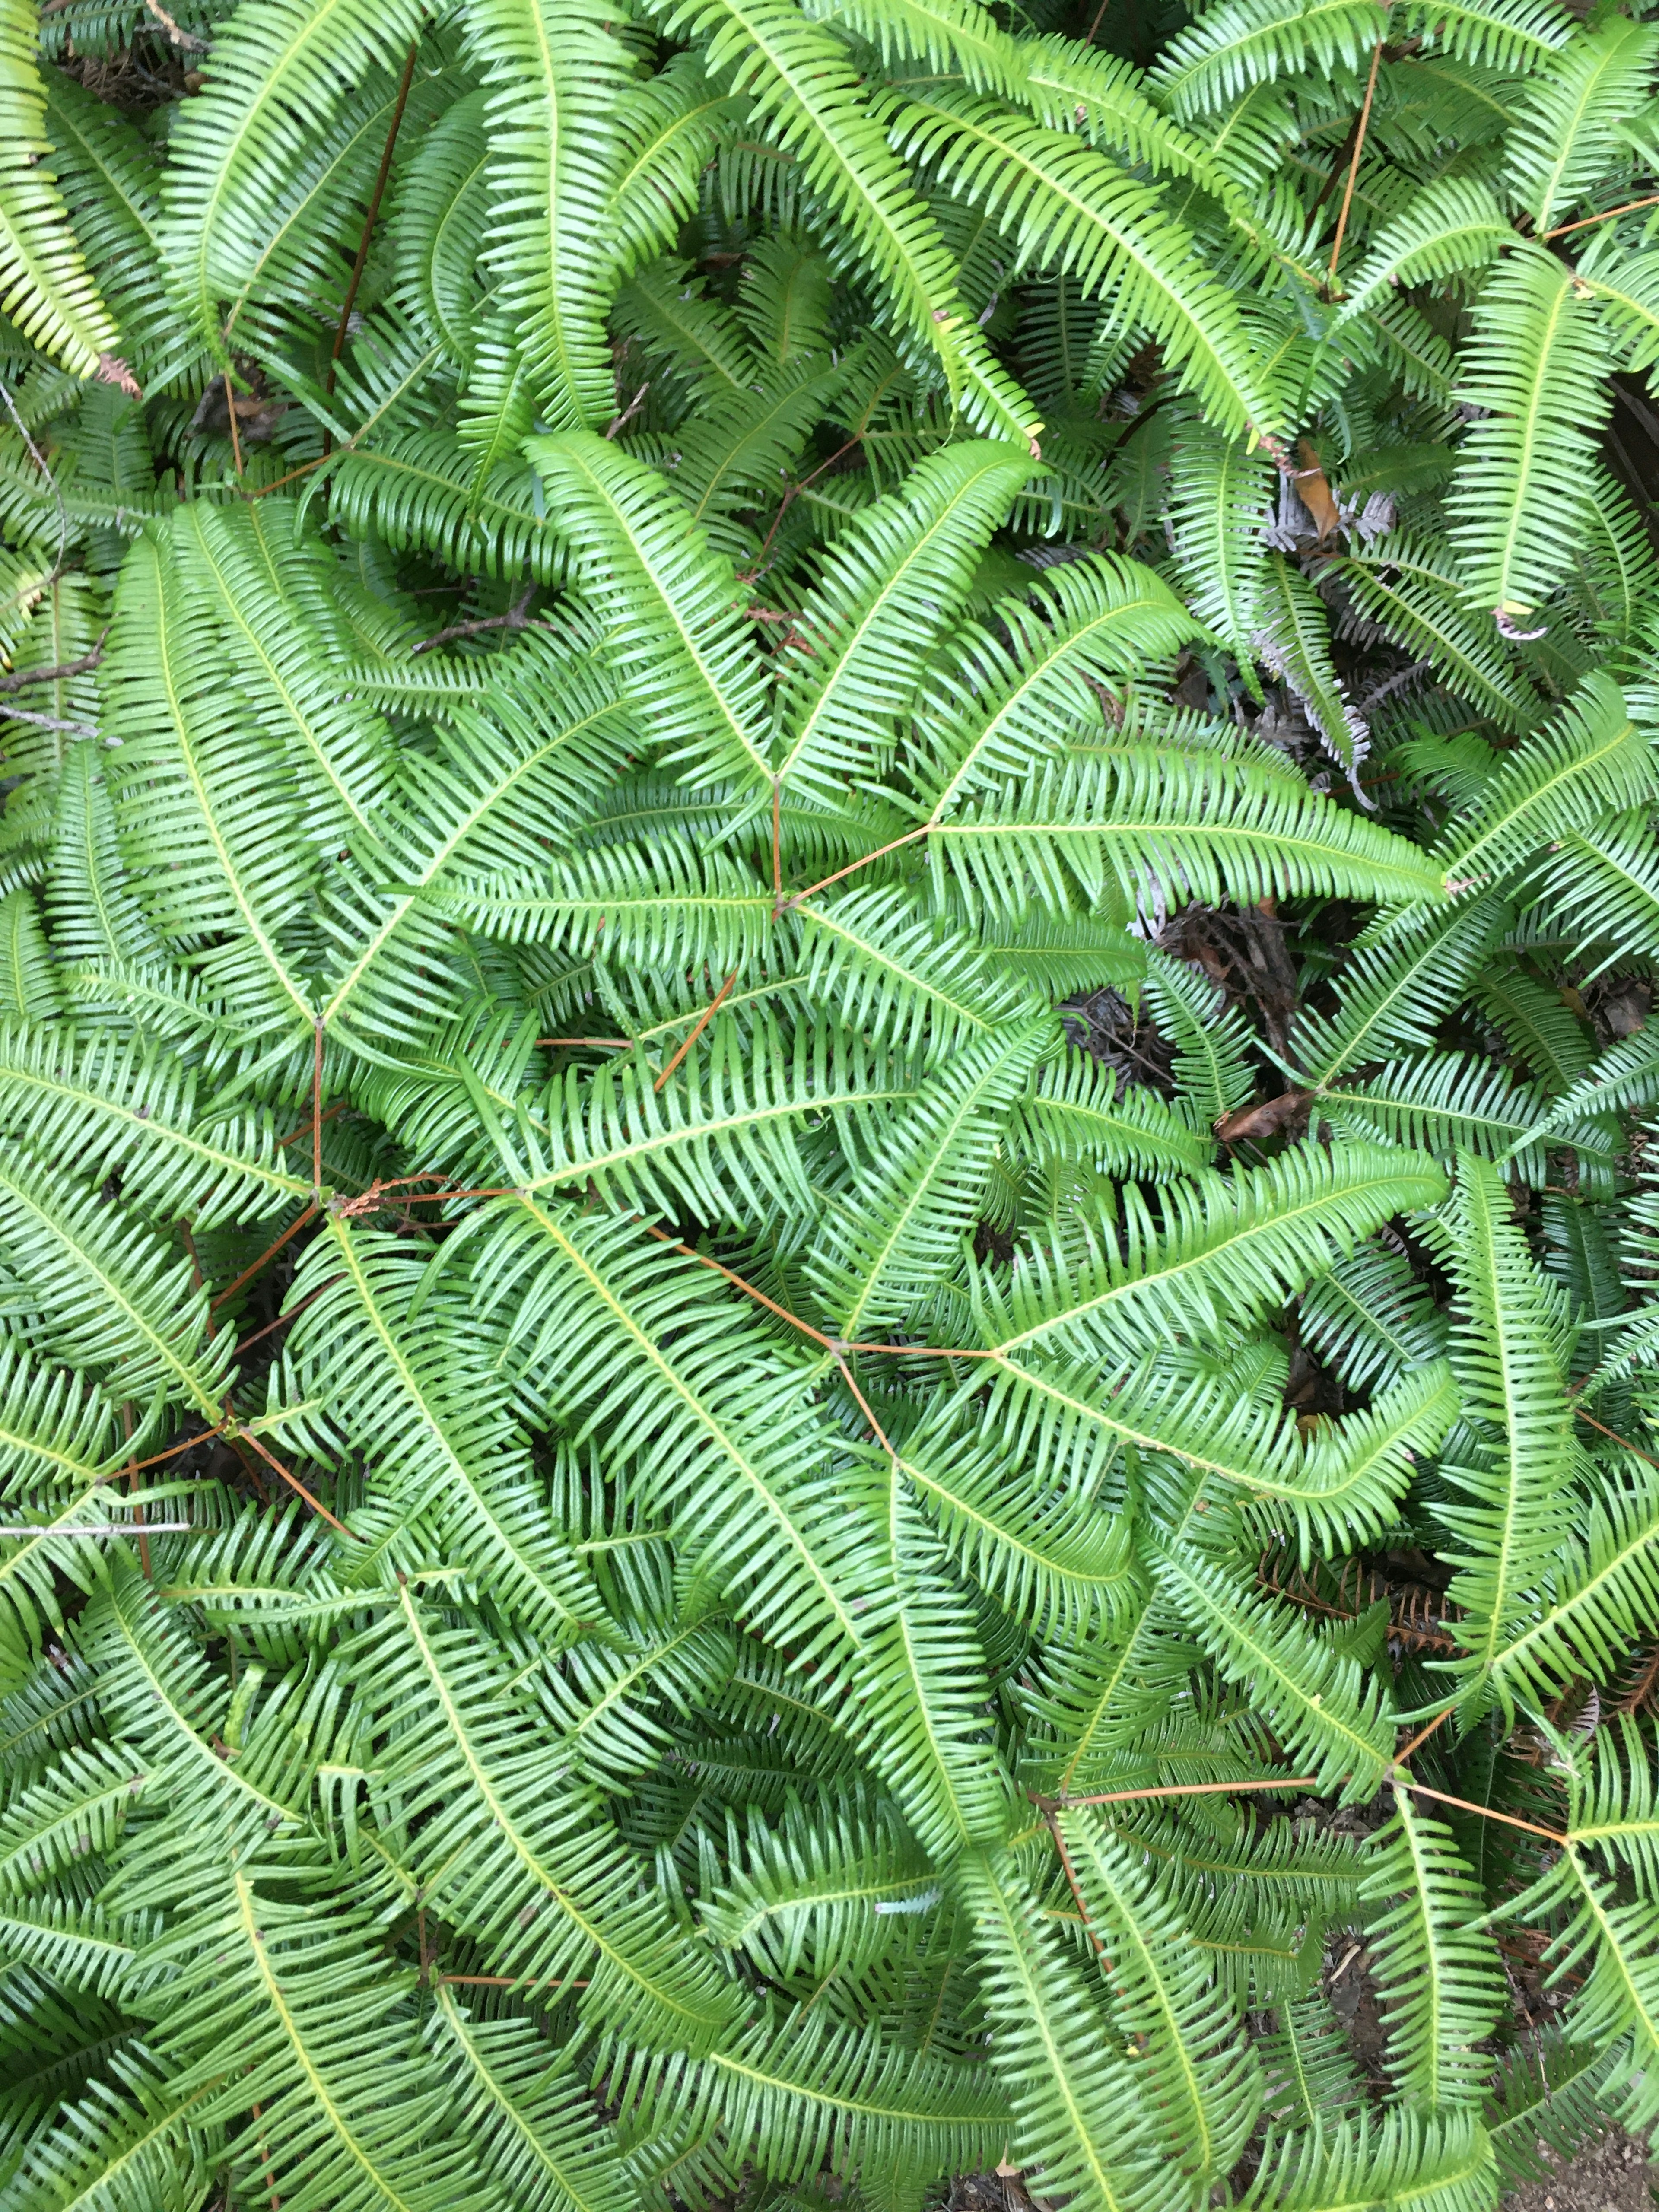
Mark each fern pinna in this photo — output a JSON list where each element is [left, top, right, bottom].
[[0, 0, 1656, 2201]]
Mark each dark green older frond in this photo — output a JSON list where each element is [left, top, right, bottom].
[[1361, 1787, 1506, 2111], [974, 1144, 1446, 1366], [1059, 1810, 1263, 2185]]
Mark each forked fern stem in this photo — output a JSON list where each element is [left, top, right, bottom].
[[235, 1426, 357, 1539], [654, 970, 739, 1090], [208, 1202, 318, 1312]]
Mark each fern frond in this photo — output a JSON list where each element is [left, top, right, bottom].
[[1447, 250, 1618, 624], [0, 0, 117, 375], [1361, 1785, 1506, 2110]]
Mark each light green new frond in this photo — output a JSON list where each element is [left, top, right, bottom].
[[843, 1476, 1016, 1862], [1144, 1544, 1396, 1796], [426, 1990, 635, 2212], [318, 654, 636, 1051], [159, 0, 429, 358], [1294, 894, 1508, 1089], [1240, 2110, 1500, 2212], [75, 1569, 314, 1847], [353, 1584, 741, 2054], [460, 1197, 874, 1663], [1154, 0, 1567, 115], [101, 531, 320, 1044], [0, 1022, 306, 1229], [977, 907, 1146, 1004], [955, 1843, 1159, 2212], [462, 0, 633, 430], [773, 441, 1036, 805], [969, 1346, 1441, 1552], [909, 553, 1202, 820], [810, 1017, 1049, 1335], [1230, 1359, 1460, 1559], [1573, 231, 1659, 383], [39, 72, 180, 392], [325, 429, 570, 586], [536, 1615, 739, 1787], [1361, 1787, 1506, 2110], [1058, 1809, 1263, 2187], [1320, 1051, 1605, 1186], [1432, 673, 1659, 890], [0, 1738, 144, 1894], [1504, 19, 1659, 232], [976, 1143, 1447, 1366], [1485, 1467, 1659, 1710], [811, 0, 1026, 99], [1019, 35, 1230, 178], [604, 60, 743, 292], [0, 2047, 221, 2212], [435, 834, 775, 975], [1521, 810, 1659, 960], [1148, 0, 1387, 119], [902, 1425, 1138, 1636], [1527, 1844, 1659, 2129], [1513, 1017, 1659, 1155], [214, 58, 460, 360], [172, 500, 394, 842], [890, 89, 1284, 441], [1253, 556, 1368, 786], [0, 889, 57, 1023], [146, 1861, 476, 2212], [1330, 536, 1539, 736], [1335, 178, 1512, 322], [639, 0, 1042, 447], [0, 1881, 140, 2005], [283, 1223, 606, 1644], [607, 2003, 1007, 2195], [1011, 1048, 1214, 1180], [1425, 1154, 1580, 1691], [0, 1148, 229, 1417], [1165, 419, 1273, 661], [1297, 1242, 1449, 1394], [1485, 2029, 1616, 2191], [933, 747, 1450, 921], [1144, 947, 1257, 1130], [1558, 1716, 1659, 1901], [509, 1017, 909, 1224], [529, 431, 773, 789], [1447, 249, 1616, 622], [0, 1339, 120, 1502], [391, 89, 490, 367], [795, 884, 1027, 1059], [1258, 1993, 1363, 2127], [0, 0, 117, 375], [700, 1799, 938, 1982]]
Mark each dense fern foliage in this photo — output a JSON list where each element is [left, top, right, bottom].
[[0, 0, 1659, 2202]]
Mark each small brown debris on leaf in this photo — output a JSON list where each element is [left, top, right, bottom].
[[95, 354, 141, 398], [1215, 1088, 1313, 1144], [1292, 439, 1342, 540]]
